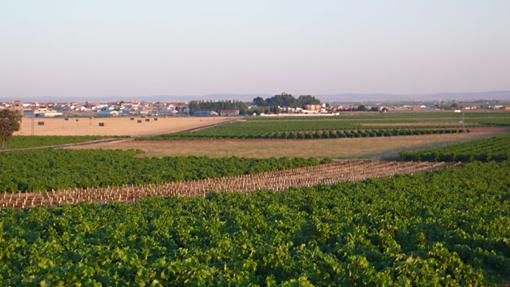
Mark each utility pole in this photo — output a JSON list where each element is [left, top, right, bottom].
[[462, 111, 466, 131]]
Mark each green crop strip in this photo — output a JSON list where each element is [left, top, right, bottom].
[[146, 128, 467, 140], [1, 136, 111, 149], [0, 149, 328, 193], [401, 135, 510, 162]]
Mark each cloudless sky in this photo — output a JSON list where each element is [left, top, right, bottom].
[[1, 0, 509, 99]]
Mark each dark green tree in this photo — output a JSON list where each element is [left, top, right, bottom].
[[0, 109, 22, 148], [252, 94, 321, 109], [357, 105, 368, 111], [188, 101, 249, 115], [252, 97, 265, 106], [295, 95, 321, 107]]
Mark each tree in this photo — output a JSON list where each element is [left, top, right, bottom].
[[295, 95, 320, 107], [252, 97, 265, 107], [188, 100, 249, 115], [265, 93, 296, 107], [357, 105, 368, 111], [251, 94, 321, 110], [0, 109, 22, 148]]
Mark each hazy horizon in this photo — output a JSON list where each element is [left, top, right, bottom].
[[3, 90, 510, 104], [1, 1, 509, 99]]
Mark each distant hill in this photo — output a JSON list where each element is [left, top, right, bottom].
[[1, 91, 509, 103], [318, 91, 510, 103]]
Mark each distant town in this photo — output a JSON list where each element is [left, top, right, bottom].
[[1, 93, 509, 118]]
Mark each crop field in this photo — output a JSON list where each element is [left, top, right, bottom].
[[0, 135, 111, 149], [145, 111, 510, 139], [0, 161, 508, 285], [0, 149, 327, 193], [0, 160, 450, 208], [1, 112, 509, 286], [401, 135, 510, 162], [14, 116, 232, 136]]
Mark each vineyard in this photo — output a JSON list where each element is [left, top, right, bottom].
[[0, 160, 450, 209], [1, 112, 509, 285], [144, 112, 510, 140], [401, 135, 510, 162], [0, 149, 328, 193], [1, 135, 109, 149], [0, 161, 508, 285], [152, 128, 467, 140]]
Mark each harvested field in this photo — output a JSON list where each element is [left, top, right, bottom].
[[0, 160, 451, 209], [14, 116, 232, 136], [75, 127, 508, 158]]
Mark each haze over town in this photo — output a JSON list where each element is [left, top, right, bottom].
[[1, 1, 509, 101]]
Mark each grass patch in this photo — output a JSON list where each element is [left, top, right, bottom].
[[1, 136, 112, 149]]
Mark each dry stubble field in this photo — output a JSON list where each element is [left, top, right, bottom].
[[15, 116, 233, 136], [74, 127, 508, 158]]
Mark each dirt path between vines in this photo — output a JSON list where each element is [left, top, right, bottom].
[[0, 160, 452, 209]]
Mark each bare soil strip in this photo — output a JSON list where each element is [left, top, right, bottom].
[[0, 160, 452, 209], [75, 127, 508, 159]]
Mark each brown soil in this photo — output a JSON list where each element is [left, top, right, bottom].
[[73, 127, 508, 159]]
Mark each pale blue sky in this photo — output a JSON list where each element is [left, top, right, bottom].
[[1, 0, 509, 99]]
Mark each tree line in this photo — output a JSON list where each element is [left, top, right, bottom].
[[252, 93, 321, 114], [188, 100, 249, 115]]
